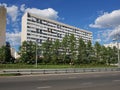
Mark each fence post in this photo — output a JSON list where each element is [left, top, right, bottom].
[[91, 68, 94, 72], [99, 69, 101, 72], [43, 70, 45, 74], [31, 70, 32, 74], [66, 69, 67, 73], [74, 69, 76, 73], [83, 69, 85, 72], [55, 69, 57, 74]]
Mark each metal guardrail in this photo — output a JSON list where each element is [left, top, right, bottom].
[[0, 68, 120, 75]]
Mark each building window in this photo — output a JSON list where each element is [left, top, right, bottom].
[[57, 25, 61, 29], [40, 39, 42, 44], [27, 33, 30, 35], [27, 26, 30, 28], [36, 28, 39, 33], [40, 29, 42, 34]]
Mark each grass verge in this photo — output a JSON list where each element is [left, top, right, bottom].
[[0, 73, 21, 76], [0, 64, 117, 69]]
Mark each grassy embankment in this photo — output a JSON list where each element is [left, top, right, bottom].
[[0, 64, 117, 76], [0, 64, 117, 69]]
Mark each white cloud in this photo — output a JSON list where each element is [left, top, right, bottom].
[[20, 4, 25, 12], [20, 4, 59, 20], [0, 3, 60, 50], [0, 3, 19, 22], [0, 3, 7, 7], [25, 8, 59, 20], [94, 39, 101, 42], [109, 25, 120, 38], [6, 32, 21, 47], [90, 9, 120, 28], [7, 18, 10, 24], [7, 5, 19, 22]]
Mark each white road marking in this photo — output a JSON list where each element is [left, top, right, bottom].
[[37, 86, 51, 89], [81, 82, 93, 85], [113, 80, 120, 82], [68, 76, 77, 79], [92, 75, 101, 77]]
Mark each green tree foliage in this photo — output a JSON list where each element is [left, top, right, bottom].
[[94, 42, 101, 63], [77, 38, 87, 64], [0, 46, 6, 63], [5, 42, 13, 63], [0, 42, 14, 64], [100, 46, 108, 64], [86, 40, 94, 64], [61, 34, 69, 64], [106, 47, 118, 65], [112, 46, 118, 64], [18, 36, 118, 65], [42, 40, 53, 64], [69, 34, 76, 64], [51, 39, 61, 64], [19, 41, 36, 64]]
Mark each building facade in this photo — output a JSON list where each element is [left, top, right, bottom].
[[104, 42, 120, 49], [11, 47, 20, 59], [0, 6, 6, 47], [21, 12, 92, 45]]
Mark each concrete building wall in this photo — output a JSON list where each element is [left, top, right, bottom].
[[21, 13, 27, 45], [104, 42, 120, 49], [0, 6, 6, 47], [11, 47, 20, 59], [21, 12, 92, 45]]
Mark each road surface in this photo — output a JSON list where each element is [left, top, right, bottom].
[[0, 71, 120, 90]]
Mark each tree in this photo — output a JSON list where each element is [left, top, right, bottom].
[[42, 40, 53, 64], [5, 42, 13, 63], [51, 39, 61, 64], [106, 47, 117, 65], [69, 34, 76, 64], [0, 42, 14, 64], [61, 34, 69, 64], [36, 45, 42, 63], [112, 46, 118, 64], [0, 46, 6, 63], [86, 40, 94, 64], [77, 38, 86, 64], [99, 46, 108, 64], [94, 42, 101, 64], [19, 41, 36, 64]]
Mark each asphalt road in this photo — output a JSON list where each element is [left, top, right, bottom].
[[0, 71, 120, 90]]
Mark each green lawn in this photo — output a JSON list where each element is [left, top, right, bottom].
[[0, 64, 117, 69], [0, 73, 21, 76]]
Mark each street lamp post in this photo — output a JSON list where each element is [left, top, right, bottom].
[[107, 24, 120, 67], [117, 40, 120, 68], [35, 41, 38, 68], [113, 36, 120, 68]]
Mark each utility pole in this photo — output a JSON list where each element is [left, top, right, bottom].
[[117, 39, 120, 68], [35, 41, 38, 68], [107, 24, 120, 67], [114, 36, 120, 68]]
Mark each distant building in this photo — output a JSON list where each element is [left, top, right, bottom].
[[21, 12, 92, 45], [104, 42, 120, 49], [11, 48, 20, 59], [0, 6, 6, 47]]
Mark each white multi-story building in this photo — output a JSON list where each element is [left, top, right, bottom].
[[104, 42, 120, 49], [21, 12, 92, 45], [11, 47, 20, 59]]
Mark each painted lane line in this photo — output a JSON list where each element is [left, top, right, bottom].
[[68, 76, 77, 79], [37, 86, 51, 89], [113, 80, 120, 82], [81, 82, 93, 85]]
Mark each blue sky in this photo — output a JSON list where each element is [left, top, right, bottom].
[[1, 0, 120, 51]]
